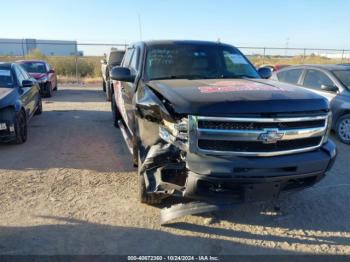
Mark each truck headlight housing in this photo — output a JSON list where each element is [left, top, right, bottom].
[[323, 112, 332, 144], [159, 117, 188, 149]]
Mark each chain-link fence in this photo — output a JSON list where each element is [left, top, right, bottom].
[[0, 40, 128, 85], [241, 46, 350, 67], [1, 40, 350, 84]]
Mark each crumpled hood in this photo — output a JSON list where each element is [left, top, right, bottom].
[[29, 73, 47, 79], [147, 78, 329, 115], [0, 88, 17, 109]]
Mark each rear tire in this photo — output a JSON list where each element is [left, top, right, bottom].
[[13, 111, 27, 144], [138, 152, 163, 205], [336, 114, 350, 144], [35, 98, 43, 115], [111, 94, 120, 128], [46, 82, 53, 98], [106, 80, 112, 101], [102, 80, 106, 92]]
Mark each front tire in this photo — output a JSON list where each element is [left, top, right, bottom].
[[138, 152, 163, 205], [336, 114, 350, 144], [13, 111, 27, 144]]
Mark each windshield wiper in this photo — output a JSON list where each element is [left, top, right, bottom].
[[150, 75, 214, 81], [219, 74, 255, 79]]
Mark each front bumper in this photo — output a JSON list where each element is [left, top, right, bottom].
[[0, 121, 16, 142], [36, 81, 50, 95], [183, 140, 337, 202], [151, 140, 337, 203]]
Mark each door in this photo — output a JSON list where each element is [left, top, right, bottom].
[[15, 65, 38, 118], [124, 47, 140, 133], [115, 47, 136, 133], [14, 65, 31, 116], [301, 69, 338, 101]]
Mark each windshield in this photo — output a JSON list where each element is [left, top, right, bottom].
[[0, 67, 13, 88], [145, 44, 259, 80], [21, 62, 47, 73], [109, 51, 125, 65], [333, 70, 350, 90]]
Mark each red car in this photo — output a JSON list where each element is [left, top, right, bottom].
[[17, 60, 58, 97]]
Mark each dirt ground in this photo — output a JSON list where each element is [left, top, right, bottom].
[[0, 86, 349, 255]]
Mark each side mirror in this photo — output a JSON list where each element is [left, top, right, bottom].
[[258, 67, 273, 79], [321, 84, 338, 92], [110, 67, 135, 83], [101, 59, 107, 64], [48, 69, 55, 74], [22, 80, 34, 87]]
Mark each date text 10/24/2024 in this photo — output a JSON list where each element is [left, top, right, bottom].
[[127, 256, 220, 261]]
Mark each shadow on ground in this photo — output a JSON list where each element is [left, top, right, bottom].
[[0, 88, 133, 172], [0, 216, 295, 255], [47, 88, 106, 103]]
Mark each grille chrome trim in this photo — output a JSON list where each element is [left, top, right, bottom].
[[197, 126, 327, 141], [188, 115, 329, 157], [196, 116, 328, 123]]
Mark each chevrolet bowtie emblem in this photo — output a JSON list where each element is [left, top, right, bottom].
[[258, 129, 285, 144]]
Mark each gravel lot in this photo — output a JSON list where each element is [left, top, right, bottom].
[[0, 86, 349, 255]]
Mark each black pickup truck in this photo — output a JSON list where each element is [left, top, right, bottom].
[[101, 49, 125, 101], [110, 40, 337, 206]]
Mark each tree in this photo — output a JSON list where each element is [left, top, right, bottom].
[[26, 49, 47, 60]]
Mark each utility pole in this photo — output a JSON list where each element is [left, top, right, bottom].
[[285, 37, 290, 57]]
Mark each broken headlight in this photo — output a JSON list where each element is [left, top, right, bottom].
[[159, 117, 188, 148]]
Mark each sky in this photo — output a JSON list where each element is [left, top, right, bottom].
[[1, 0, 349, 54]]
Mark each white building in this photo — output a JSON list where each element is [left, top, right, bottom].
[[0, 38, 78, 56], [318, 53, 350, 59]]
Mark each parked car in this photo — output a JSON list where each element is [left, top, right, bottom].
[[110, 40, 336, 207], [101, 49, 125, 101], [17, 60, 57, 98], [272, 64, 350, 144], [258, 64, 289, 73], [0, 62, 42, 144], [274, 64, 290, 71]]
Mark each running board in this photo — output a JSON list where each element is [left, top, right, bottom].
[[118, 120, 133, 154]]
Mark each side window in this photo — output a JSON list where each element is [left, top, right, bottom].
[[277, 69, 303, 84], [0, 67, 14, 87], [129, 48, 140, 74], [122, 48, 134, 67], [303, 70, 334, 89], [46, 63, 51, 72], [14, 65, 26, 85]]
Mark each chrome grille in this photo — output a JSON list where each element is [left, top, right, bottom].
[[188, 115, 329, 157]]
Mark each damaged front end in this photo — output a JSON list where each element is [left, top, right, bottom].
[[133, 83, 337, 224], [135, 85, 189, 200]]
